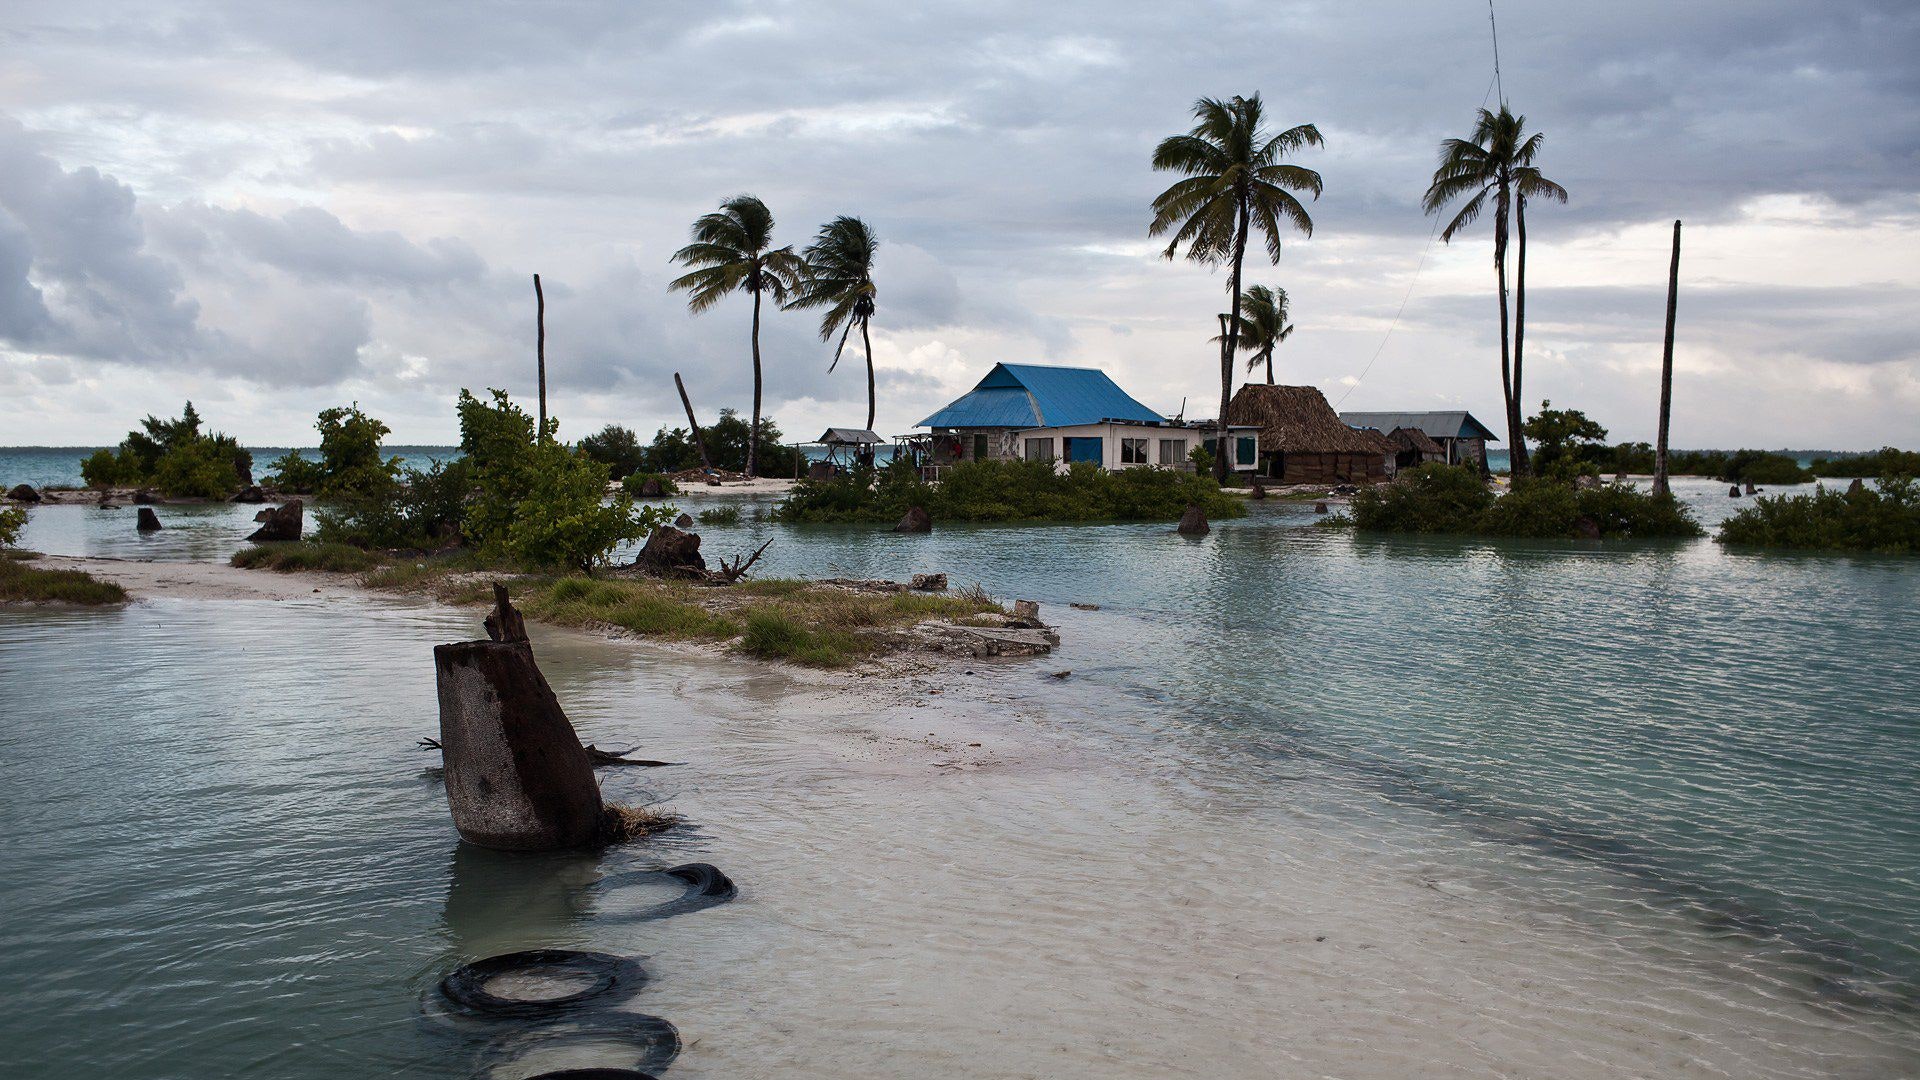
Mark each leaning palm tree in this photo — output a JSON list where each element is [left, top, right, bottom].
[[669, 194, 805, 477], [1150, 94, 1322, 481], [1511, 161, 1567, 446], [1422, 104, 1555, 474], [1221, 284, 1293, 385], [788, 215, 881, 431]]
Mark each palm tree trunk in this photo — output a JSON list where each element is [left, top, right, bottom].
[[1513, 196, 1529, 475], [861, 318, 875, 432], [1218, 197, 1250, 483], [1654, 220, 1682, 496], [1494, 187, 1521, 477], [746, 287, 764, 478], [1264, 348, 1275, 385]]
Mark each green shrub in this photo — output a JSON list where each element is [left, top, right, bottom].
[[774, 458, 1245, 524], [0, 506, 24, 547], [231, 542, 380, 572], [1346, 464, 1701, 539], [1522, 400, 1608, 481], [314, 458, 472, 550], [579, 425, 647, 480], [622, 472, 681, 497], [266, 404, 400, 497], [264, 451, 327, 494], [1718, 476, 1920, 553], [1719, 449, 1812, 485], [1809, 447, 1920, 479], [82, 402, 251, 496], [697, 505, 742, 526], [635, 409, 801, 477], [80, 448, 135, 488], [0, 558, 126, 604]]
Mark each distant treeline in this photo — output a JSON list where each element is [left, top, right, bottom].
[[1563, 444, 1920, 485]]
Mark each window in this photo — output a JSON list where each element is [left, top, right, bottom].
[[972, 434, 989, 460], [1236, 436, 1257, 466], [1121, 438, 1149, 465], [1158, 438, 1187, 465], [1023, 437, 1055, 462]]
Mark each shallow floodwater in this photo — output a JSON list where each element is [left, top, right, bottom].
[[3, 481, 1918, 1077]]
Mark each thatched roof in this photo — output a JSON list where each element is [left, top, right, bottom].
[[1386, 426, 1443, 455], [1227, 384, 1393, 454]]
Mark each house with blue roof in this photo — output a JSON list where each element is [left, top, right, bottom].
[[912, 363, 1259, 474]]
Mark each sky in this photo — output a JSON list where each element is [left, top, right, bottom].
[[2, 0, 1917, 450]]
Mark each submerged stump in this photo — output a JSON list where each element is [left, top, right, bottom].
[[434, 586, 603, 851], [1177, 504, 1209, 536], [136, 507, 162, 532], [246, 499, 303, 542]]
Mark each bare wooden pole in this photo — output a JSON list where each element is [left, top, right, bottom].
[[674, 371, 713, 469], [1654, 220, 1681, 496], [533, 274, 548, 440]]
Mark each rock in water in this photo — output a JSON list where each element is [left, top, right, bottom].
[[635, 525, 706, 576], [5, 483, 39, 502], [246, 499, 303, 542], [910, 573, 948, 591], [894, 505, 933, 533], [1313, 502, 1329, 514], [1743, 482, 1758, 495], [231, 485, 267, 504], [1729, 486, 1742, 498], [1177, 504, 1209, 535], [433, 589, 603, 851], [1250, 482, 1267, 500], [1012, 600, 1041, 623], [674, 512, 694, 529], [136, 507, 162, 531]]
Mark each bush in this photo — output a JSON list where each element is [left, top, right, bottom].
[[1809, 447, 1920, 479], [1522, 400, 1608, 481], [621, 472, 681, 497], [0, 506, 24, 547], [0, 558, 127, 604], [773, 458, 1246, 524], [1717, 449, 1812, 485], [1345, 464, 1702, 539], [579, 425, 647, 480], [637, 409, 802, 477], [696, 505, 742, 526], [313, 458, 474, 550], [1718, 476, 1920, 553], [267, 404, 400, 497], [82, 402, 251, 496]]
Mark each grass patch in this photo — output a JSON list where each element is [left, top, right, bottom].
[[231, 542, 380, 572], [520, 576, 741, 640], [599, 803, 681, 843], [695, 505, 742, 526], [737, 608, 861, 667], [0, 557, 127, 605]]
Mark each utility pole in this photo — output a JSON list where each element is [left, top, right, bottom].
[[533, 274, 548, 440], [1654, 220, 1681, 496]]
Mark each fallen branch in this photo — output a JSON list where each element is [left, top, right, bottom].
[[584, 744, 680, 767], [712, 538, 773, 584]]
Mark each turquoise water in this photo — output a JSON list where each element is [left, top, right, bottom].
[[0, 446, 459, 490], [2, 481, 1917, 1075]]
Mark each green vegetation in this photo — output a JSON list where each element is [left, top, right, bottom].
[[1342, 463, 1702, 539], [772, 458, 1246, 524], [632, 410, 801, 476], [696, 505, 742, 526], [1149, 92, 1322, 480], [669, 194, 808, 477], [315, 457, 472, 550], [578, 425, 647, 480], [0, 506, 23, 548], [1550, 441, 1813, 484], [1718, 476, 1920, 554], [1809, 447, 1920, 479], [621, 471, 681, 497], [787, 215, 881, 429], [0, 556, 127, 605], [264, 405, 401, 496], [1522, 400, 1608, 480], [1222, 283, 1293, 385], [80, 402, 252, 498], [230, 542, 381, 572]]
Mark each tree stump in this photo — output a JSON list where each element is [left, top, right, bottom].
[[635, 525, 706, 576], [246, 499, 303, 542], [1177, 504, 1209, 535], [894, 506, 932, 533], [1729, 486, 1741, 498], [136, 508, 162, 531], [434, 586, 603, 851]]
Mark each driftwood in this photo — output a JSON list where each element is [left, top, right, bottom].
[[422, 736, 676, 769], [433, 586, 602, 850], [711, 538, 772, 583]]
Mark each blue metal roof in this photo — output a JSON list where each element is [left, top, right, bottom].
[[916, 363, 1166, 429]]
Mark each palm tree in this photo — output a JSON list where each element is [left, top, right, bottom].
[[1422, 104, 1555, 475], [1219, 284, 1293, 384], [669, 194, 805, 477], [788, 216, 881, 431], [1150, 94, 1323, 481]]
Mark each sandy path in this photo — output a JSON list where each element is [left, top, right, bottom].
[[30, 555, 378, 602]]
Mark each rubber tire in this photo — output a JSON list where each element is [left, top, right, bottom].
[[595, 862, 737, 922], [481, 1014, 681, 1076], [440, 949, 644, 1019], [524, 1072, 658, 1080]]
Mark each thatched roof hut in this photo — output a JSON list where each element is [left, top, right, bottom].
[[1227, 385, 1391, 484]]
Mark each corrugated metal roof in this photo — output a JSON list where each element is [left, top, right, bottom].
[[916, 363, 1166, 429], [1339, 410, 1500, 442], [817, 427, 882, 444]]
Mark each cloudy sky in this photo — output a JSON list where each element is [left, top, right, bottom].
[[3, 0, 1917, 450]]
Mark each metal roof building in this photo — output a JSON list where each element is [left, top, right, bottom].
[[1338, 411, 1500, 442], [916, 363, 1167, 429]]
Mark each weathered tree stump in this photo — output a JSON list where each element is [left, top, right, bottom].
[[1177, 504, 1209, 535], [434, 587, 603, 851], [910, 573, 947, 591], [634, 525, 706, 576], [894, 506, 932, 533], [246, 499, 303, 542], [136, 508, 162, 531], [1847, 479, 1865, 495], [1729, 485, 1741, 498]]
